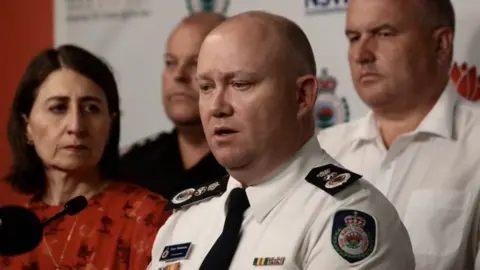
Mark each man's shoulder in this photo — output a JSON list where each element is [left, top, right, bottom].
[[449, 100, 480, 160], [300, 164, 403, 230], [164, 175, 229, 212], [299, 163, 394, 212], [456, 100, 480, 134], [303, 168, 411, 268], [120, 131, 173, 157], [303, 163, 364, 198]]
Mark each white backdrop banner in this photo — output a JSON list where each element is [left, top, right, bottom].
[[54, 0, 480, 147]]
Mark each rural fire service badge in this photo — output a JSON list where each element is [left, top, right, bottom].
[[331, 210, 376, 263]]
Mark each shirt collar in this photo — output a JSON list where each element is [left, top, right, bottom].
[[415, 82, 458, 139], [354, 111, 378, 142], [354, 82, 458, 143], [227, 136, 329, 223]]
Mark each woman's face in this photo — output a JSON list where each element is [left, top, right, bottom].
[[25, 68, 112, 172]]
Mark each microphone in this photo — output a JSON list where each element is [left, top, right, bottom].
[[0, 206, 43, 257], [0, 196, 88, 256], [43, 196, 88, 226]]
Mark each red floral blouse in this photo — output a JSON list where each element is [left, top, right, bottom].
[[0, 181, 171, 270]]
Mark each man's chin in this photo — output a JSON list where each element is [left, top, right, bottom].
[[168, 113, 201, 127], [170, 117, 202, 127], [213, 152, 248, 170]]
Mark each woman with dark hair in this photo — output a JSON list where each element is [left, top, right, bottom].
[[0, 44, 171, 269]]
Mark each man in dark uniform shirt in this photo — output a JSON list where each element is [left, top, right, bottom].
[[120, 12, 227, 199]]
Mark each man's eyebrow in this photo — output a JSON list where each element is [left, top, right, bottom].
[[196, 72, 211, 80], [196, 71, 258, 80], [345, 23, 398, 36], [345, 29, 359, 36], [164, 53, 199, 60]]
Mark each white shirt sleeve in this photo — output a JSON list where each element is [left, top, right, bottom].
[[304, 189, 416, 269]]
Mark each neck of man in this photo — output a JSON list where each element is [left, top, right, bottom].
[[177, 124, 211, 170], [373, 79, 447, 149], [42, 168, 106, 206], [230, 121, 314, 186]]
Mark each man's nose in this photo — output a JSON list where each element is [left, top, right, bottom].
[[211, 89, 234, 118], [352, 38, 376, 65], [173, 63, 192, 84]]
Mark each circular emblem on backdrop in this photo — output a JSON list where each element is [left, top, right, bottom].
[[314, 68, 350, 129], [186, 0, 230, 14], [325, 173, 351, 189], [172, 188, 196, 204], [332, 211, 376, 263]]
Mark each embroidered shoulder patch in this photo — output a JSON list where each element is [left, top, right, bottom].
[[305, 164, 362, 196], [331, 209, 377, 263], [165, 175, 229, 211]]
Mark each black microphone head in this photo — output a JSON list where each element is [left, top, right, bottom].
[[63, 196, 88, 216], [0, 206, 43, 256]]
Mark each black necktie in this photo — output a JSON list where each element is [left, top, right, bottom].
[[199, 188, 250, 270]]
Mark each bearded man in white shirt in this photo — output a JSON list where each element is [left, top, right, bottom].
[[317, 0, 480, 269]]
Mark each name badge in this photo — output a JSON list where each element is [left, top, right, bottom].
[[160, 243, 192, 262]]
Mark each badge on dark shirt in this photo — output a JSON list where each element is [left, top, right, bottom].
[[305, 164, 362, 196], [165, 176, 229, 211]]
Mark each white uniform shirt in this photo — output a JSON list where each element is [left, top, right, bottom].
[[317, 83, 480, 270], [148, 136, 415, 270]]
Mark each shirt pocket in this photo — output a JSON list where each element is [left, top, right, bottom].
[[403, 189, 472, 256]]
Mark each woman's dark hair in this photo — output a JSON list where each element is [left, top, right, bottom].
[[5, 44, 121, 195]]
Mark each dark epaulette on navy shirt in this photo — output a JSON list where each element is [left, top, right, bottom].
[[305, 164, 362, 196], [165, 174, 229, 211]]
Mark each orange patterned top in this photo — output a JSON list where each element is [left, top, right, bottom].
[[0, 181, 171, 270]]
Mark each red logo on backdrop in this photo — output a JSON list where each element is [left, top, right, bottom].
[[450, 62, 480, 101]]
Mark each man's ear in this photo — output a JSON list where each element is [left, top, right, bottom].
[[295, 74, 318, 118], [433, 26, 454, 65]]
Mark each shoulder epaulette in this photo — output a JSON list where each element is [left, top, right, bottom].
[[305, 164, 362, 196], [165, 174, 229, 211]]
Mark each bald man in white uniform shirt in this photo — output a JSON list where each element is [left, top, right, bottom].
[[147, 10, 415, 270]]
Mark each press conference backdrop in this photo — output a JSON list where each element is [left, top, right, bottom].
[[53, 0, 480, 148]]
